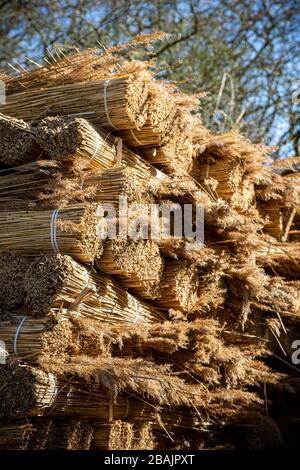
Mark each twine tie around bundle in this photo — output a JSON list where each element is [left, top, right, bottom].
[[104, 80, 119, 130], [50, 209, 60, 254], [13, 316, 27, 355]]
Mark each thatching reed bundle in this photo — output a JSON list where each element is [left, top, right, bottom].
[[45, 419, 94, 450], [156, 260, 199, 313], [0, 160, 93, 211], [0, 358, 208, 419], [92, 420, 154, 450], [0, 421, 36, 449], [96, 239, 164, 300], [0, 162, 158, 210], [141, 141, 194, 174], [272, 156, 300, 175], [35, 117, 118, 171], [0, 362, 57, 418], [24, 254, 165, 322], [0, 113, 41, 167], [255, 240, 300, 278], [0, 419, 93, 450], [116, 81, 182, 148], [2, 34, 166, 94], [0, 360, 273, 440], [0, 204, 104, 263], [83, 166, 156, 205], [1, 72, 149, 130], [192, 131, 270, 211], [35, 116, 168, 181], [0, 250, 29, 309]]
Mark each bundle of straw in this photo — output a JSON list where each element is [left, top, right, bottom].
[[0, 419, 93, 450], [92, 421, 154, 450], [0, 363, 57, 418], [156, 260, 200, 313], [24, 254, 166, 322], [96, 239, 164, 300], [83, 167, 156, 205], [0, 204, 104, 263], [1, 73, 149, 131], [116, 81, 194, 150], [141, 136, 195, 174], [255, 240, 300, 277], [0, 250, 29, 309], [0, 113, 41, 167], [192, 131, 270, 211], [0, 162, 158, 211], [46, 419, 94, 450], [0, 421, 35, 450], [35, 117, 117, 171]]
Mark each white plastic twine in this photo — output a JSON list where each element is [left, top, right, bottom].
[[13, 316, 27, 355], [87, 128, 104, 165], [50, 209, 60, 254], [104, 80, 119, 130], [130, 129, 143, 146]]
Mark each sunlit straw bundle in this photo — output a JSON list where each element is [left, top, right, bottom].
[[92, 420, 155, 450], [24, 254, 165, 322], [0, 113, 41, 167], [1, 73, 149, 130], [0, 162, 159, 210], [141, 135, 195, 174], [192, 131, 270, 211], [0, 204, 104, 263], [83, 166, 156, 205], [35, 116, 117, 171], [115, 81, 179, 147], [156, 260, 200, 313], [0, 250, 29, 309], [96, 239, 164, 300]]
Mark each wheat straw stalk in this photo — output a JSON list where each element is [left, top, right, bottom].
[[24, 254, 166, 322], [1, 73, 149, 131], [156, 260, 200, 313], [0, 204, 104, 263], [96, 239, 164, 300], [0, 113, 41, 166]]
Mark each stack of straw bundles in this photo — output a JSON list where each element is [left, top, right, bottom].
[[24, 254, 166, 322], [96, 239, 164, 300], [0, 204, 104, 263], [0, 113, 41, 167], [1, 72, 149, 131]]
